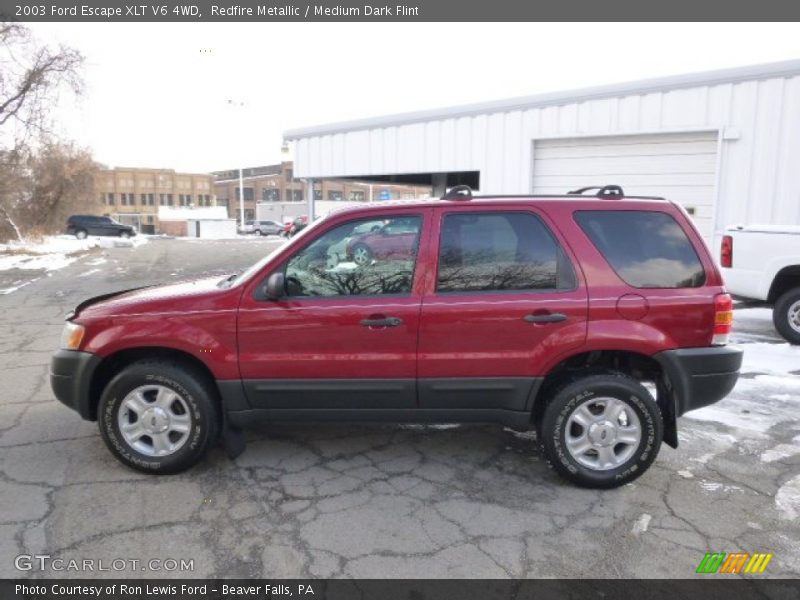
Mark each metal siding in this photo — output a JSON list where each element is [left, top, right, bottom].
[[292, 72, 800, 234]]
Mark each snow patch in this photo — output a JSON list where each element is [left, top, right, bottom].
[[686, 375, 800, 435], [78, 268, 101, 278], [0, 278, 39, 295], [700, 480, 743, 493], [775, 475, 800, 520], [740, 342, 800, 378], [631, 513, 651, 535], [678, 469, 694, 479], [760, 437, 800, 463]]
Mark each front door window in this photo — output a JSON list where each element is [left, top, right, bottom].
[[284, 216, 422, 297]]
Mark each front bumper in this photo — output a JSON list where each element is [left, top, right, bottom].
[[50, 349, 103, 420], [654, 346, 743, 416]]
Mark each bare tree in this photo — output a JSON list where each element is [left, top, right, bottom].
[[0, 22, 83, 140], [0, 22, 85, 241]]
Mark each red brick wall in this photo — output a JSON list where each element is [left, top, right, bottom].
[[159, 220, 188, 237]]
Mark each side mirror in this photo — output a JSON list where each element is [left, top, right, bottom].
[[264, 272, 286, 300]]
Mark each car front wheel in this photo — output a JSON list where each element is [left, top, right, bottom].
[[75, 229, 88, 240], [773, 287, 800, 345], [98, 360, 221, 474], [539, 372, 662, 488], [254, 229, 263, 236], [120, 230, 131, 239]]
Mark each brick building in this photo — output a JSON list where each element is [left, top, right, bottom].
[[98, 167, 216, 233], [213, 161, 431, 221]]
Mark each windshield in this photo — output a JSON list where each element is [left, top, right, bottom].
[[226, 213, 329, 287]]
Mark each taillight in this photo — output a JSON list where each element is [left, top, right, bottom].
[[720, 235, 733, 268], [712, 293, 733, 345]]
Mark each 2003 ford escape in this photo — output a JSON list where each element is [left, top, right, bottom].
[[50, 185, 743, 488]]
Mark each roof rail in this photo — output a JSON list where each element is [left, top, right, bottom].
[[441, 185, 473, 201], [568, 185, 625, 198]]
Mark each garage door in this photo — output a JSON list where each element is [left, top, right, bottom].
[[532, 132, 718, 240]]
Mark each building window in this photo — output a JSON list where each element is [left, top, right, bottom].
[[167, 194, 174, 206], [263, 188, 280, 202], [145, 215, 154, 224], [349, 191, 365, 202], [159, 194, 167, 206], [328, 190, 343, 201], [140, 193, 154, 206], [235, 187, 254, 202], [286, 189, 303, 202], [106, 193, 115, 206], [285, 168, 293, 182], [313, 189, 322, 201], [120, 193, 132, 206]]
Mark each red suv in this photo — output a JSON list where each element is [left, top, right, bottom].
[[50, 186, 742, 488]]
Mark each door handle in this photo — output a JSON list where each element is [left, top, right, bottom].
[[360, 316, 404, 328], [523, 313, 568, 324]]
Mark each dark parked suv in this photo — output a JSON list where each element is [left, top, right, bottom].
[[50, 186, 742, 488], [66, 215, 137, 239]]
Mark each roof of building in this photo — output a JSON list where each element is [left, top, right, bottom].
[[284, 59, 800, 140], [212, 163, 285, 182]]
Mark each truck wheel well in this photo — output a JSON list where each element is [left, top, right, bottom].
[[88, 347, 218, 421], [768, 266, 800, 304], [534, 350, 677, 448]]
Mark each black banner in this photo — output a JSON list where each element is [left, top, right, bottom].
[[2, 0, 800, 22], [3, 579, 800, 600]]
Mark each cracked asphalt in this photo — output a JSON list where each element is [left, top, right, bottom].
[[0, 237, 798, 579]]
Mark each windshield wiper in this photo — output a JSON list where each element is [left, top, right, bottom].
[[217, 272, 241, 288]]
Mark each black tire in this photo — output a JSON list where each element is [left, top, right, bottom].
[[98, 360, 221, 474], [773, 287, 800, 345], [75, 229, 88, 240], [351, 243, 373, 266], [538, 372, 662, 489], [254, 229, 263, 236]]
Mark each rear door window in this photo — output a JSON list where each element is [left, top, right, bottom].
[[436, 211, 576, 293], [574, 210, 705, 288]]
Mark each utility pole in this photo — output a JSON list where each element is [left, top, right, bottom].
[[305, 178, 315, 220], [227, 99, 246, 228], [238, 167, 245, 228]]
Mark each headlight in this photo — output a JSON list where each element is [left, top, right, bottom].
[[60, 322, 85, 350]]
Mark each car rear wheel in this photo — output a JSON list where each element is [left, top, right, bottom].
[[773, 287, 800, 345], [351, 243, 373, 266], [538, 372, 662, 488], [75, 229, 88, 240], [98, 360, 221, 474]]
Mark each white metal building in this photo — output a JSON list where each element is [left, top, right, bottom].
[[284, 60, 800, 245]]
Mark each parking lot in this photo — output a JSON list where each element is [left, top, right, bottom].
[[0, 237, 798, 579]]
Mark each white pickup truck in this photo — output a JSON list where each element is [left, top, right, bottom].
[[721, 224, 800, 344]]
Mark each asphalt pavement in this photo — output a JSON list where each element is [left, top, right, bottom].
[[0, 237, 797, 579]]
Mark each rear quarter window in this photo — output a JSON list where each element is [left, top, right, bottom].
[[574, 210, 705, 288]]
